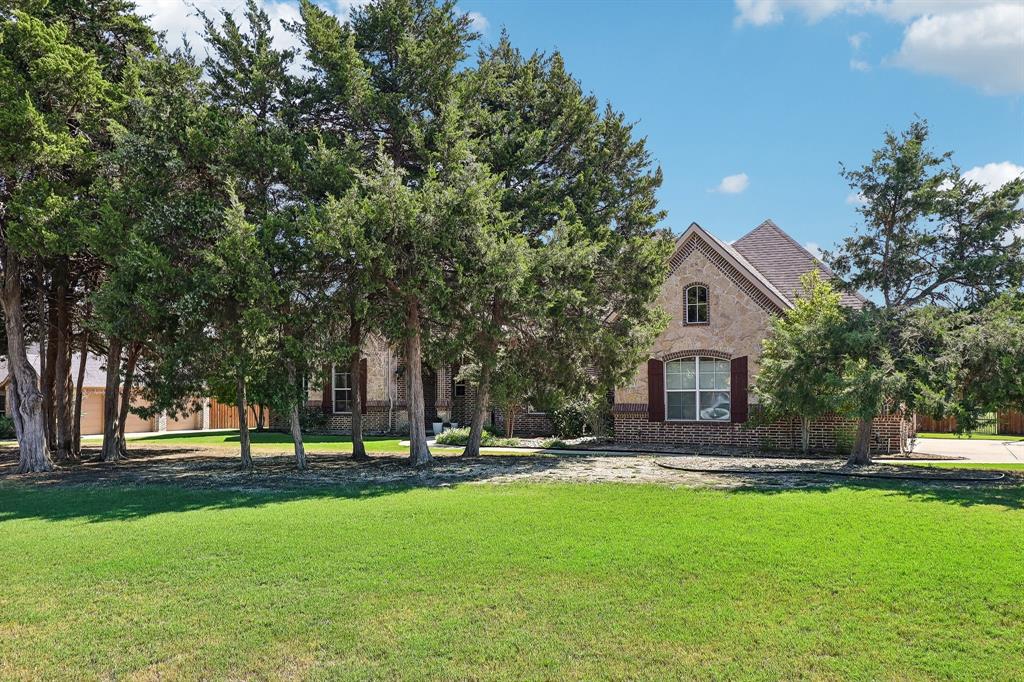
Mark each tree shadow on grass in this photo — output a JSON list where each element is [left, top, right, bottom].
[[1, 446, 1021, 523], [719, 474, 1024, 510], [0, 450, 574, 523]]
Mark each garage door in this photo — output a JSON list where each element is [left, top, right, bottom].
[[79, 389, 154, 435], [167, 411, 200, 431]]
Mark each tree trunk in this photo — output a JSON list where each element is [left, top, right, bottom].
[[800, 416, 811, 455], [2, 253, 53, 472], [115, 342, 139, 458], [72, 300, 92, 459], [286, 361, 306, 470], [505, 407, 515, 439], [254, 405, 265, 432], [42, 287, 58, 451], [236, 372, 253, 469], [101, 338, 123, 462], [405, 299, 431, 467], [847, 417, 873, 466], [462, 360, 492, 458], [349, 315, 367, 461], [53, 267, 74, 461]]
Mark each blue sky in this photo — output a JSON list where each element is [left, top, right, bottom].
[[141, 0, 1024, 253]]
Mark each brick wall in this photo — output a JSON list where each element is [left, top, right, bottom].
[[493, 409, 555, 437], [271, 401, 408, 435], [612, 407, 909, 454]]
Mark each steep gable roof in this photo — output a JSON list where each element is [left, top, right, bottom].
[[732, 219, 866, 308], [669, 222, 793, 312]]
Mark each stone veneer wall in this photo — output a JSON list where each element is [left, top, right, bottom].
[[612, 409, 908, 454], [615, 233, 783, 408]]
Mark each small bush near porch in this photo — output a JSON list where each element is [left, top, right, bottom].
[[1, 481, 1021, 679]]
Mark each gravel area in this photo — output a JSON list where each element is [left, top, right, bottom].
[[0, 444, 1014, 492]]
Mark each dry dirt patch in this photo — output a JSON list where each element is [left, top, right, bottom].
[[0, 443, 1017, 493]]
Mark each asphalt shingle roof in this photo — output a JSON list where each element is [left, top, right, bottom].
[[732, 219, 866, 308]]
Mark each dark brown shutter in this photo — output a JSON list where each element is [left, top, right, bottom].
[[322, 365, 333, 414], [731, 356, 748, 423], [359, 358, 368, 414], [647, 358, 664, 422]]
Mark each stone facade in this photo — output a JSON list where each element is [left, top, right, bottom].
[[615, 227, 780, 407], [612, 224, 912, 454]]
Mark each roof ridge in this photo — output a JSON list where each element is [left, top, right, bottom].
[[674, 223, 793, 309]]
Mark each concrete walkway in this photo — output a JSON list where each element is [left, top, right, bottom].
[[879, 437, 1024, 464]]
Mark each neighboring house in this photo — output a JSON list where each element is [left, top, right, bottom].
[[0, 347, 219, 435], [612, 219, 907, 453], [299, 219, 908, 452]]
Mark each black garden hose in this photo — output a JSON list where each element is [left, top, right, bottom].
[[654, 459, 1006, 483]]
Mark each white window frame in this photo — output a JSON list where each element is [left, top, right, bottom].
[[454, 378, 466, 398], [685, 285, 709, 324], [665, 356, 730, 422], [332, 365, 353, 414]]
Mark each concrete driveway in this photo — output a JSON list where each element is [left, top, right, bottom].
[[886, 437, 1024, 464]]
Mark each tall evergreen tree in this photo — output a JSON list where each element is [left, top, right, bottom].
[[454, 37, 670, 455], [0, 8, 112, 471], [826, 120, 1024, 463]]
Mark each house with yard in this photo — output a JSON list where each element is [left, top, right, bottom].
[[0, 349, 252, 435], [300, 219, 911, 453]]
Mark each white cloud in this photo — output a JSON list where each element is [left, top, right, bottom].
[[467, 10, 488, 32], [804, 241, 823, 258], [848, 31, 867, 50], [963, 161, 1024, 193], [891, 4, 1024, 95], [135, 0, 304, 55], [733, 1, 1024, 94], [845, 191, 866, 206], [711, 173, 750, 194], [849, 58, 870, 72]]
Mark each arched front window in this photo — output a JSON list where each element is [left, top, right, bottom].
[[665, 357, 730, 421], [686, 285, 708, 324]]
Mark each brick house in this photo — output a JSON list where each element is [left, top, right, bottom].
[[300, 218, 909, 452], [612, 219, 908, 453]]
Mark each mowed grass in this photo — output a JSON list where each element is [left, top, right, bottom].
[[918, 432, 1024, 442], [1, 482, 1022, 679]]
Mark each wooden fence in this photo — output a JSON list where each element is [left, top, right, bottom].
[[208, 398, 269, 430], [918, 410, 1024, 436]]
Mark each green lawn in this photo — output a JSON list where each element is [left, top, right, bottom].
[[1, 481, 1021, 679], [918, 431, 1024, 442]]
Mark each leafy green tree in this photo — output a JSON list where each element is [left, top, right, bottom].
[[197, 0, 306, 467], [0, 7, 111, 471], [826, 120, 1024, 463], [931, 292, 1024, 432], [453, 38, 670, 455], [295, 0, 484, 466], [755, 272, 849, 454]]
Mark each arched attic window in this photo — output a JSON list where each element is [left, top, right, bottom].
[[685, 284, 709, 324]]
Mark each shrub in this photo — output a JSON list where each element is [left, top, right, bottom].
[[435, 427, 471, 446], [834, 426, 857, 455], [297, 404, 327, 431], [0, 415, 15, 439], [434, 427, 519, 448], [540, 438, 568, 449], [550, 395, 612, 439]]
